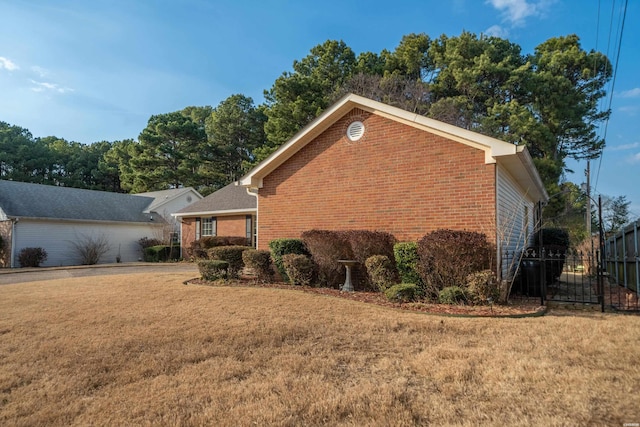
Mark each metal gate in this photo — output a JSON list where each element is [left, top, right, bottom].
[[505, 248, 604, 309]]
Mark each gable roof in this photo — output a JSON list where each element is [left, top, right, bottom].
[[173, 182, 257, 217], [0, 180, 163, 224], [135, 187, 203, 213], [240, 93, 549, 203]]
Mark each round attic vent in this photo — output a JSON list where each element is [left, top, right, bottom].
[[346, 121, 365, 141]]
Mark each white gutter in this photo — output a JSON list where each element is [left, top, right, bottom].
[[172, 208, 257, 218], [246, 188, 259, 248]]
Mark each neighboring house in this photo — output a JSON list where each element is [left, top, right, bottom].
[[240, 94, 549, 280], [0, 180, 166, 268], [173, 182, 257, 252], [135, 187, 203, 243]]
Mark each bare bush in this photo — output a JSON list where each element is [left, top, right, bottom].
[[69, 233, 111, 265]]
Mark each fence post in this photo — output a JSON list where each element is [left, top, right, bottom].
[[635, 221, 639, 295], [598, 195, 605, 313]]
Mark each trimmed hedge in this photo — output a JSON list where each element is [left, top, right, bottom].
[[393, 242, 422, 285], [197, 260, 229, 281], [384, 283, 420, 302], [188, 236, 250, 259], [268, 238, 308, 281], [365, 255, 396, 292], [438, 286, 467, 304], [207, 245, 251, 277], [18, 247, 48, 268], [143, 245, 180, 262], [465, 270, 500, 304], [282, 254, 315, 286], [301, 229, 397, 289], [417, 229, 495, 299], [242, 249, 274, 282], [301, 230, 353, 288]]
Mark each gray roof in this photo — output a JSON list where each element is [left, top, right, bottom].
[[135, 187, 201, 212], [175, 182, 256, 215], [0, 180, 163, 224]]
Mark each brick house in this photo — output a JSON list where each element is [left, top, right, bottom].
[[173, 182, 257, 252], [240, 94, 548, 278]]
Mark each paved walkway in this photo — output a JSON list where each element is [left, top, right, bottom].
[[0, 262, 199, 285]]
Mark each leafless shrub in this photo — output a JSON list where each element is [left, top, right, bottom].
[[69, 233, 112, 265]]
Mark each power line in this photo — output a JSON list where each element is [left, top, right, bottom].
[[594, 0, 628, 193]]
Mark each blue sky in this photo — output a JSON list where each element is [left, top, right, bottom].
[[0, 0, 638, 217]]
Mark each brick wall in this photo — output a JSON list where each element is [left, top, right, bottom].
[[217, 215, 247, 237], [180, 215, 249, 249], [257, 109, 497, 249]]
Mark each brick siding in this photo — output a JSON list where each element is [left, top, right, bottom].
[[180, 215, 249, 249], [257, 109, 497, 249]]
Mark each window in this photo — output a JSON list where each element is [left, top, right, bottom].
[[524, 205, 530, 236], [202, 217, 217, 236], [246, 215, 256, 247]]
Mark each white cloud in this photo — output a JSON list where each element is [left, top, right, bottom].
[[0, 56, 19, 71], [30, 79, 73, 94], [619, 105, 639, 115], [609, 142, 640, 151], [486, 0, 554, 26], [31, 66, 49, 78], [629, 152, 640, 164], [485, 24, 509, 38], [619, 88, 640, 98]]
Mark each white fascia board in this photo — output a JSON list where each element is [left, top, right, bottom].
[[239, 93, 522, 187], [172, 208, 257, 218], [240, 94, 361, 188]]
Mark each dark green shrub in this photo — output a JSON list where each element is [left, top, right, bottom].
[[365, 255, 396, 292], [465, 270, 500, 304], [534, 228, 570, 248], [143, 245, 180, 262], [394, 242, 422, 285], [417, 229, 495, 300], [18, 247, 48, 267], [384, 283, 420, 302], [268, 238, 308, 281], [282, 254, 315, 286], [438, 286, 467, 304], [188, 236, 250, 260], [301, 230, 352, 288], [533, 228, 570, 285], [242, 249, 274, 282], [197, 260, 229, 281], [207, 245, 250, 277], [138, 237, 163, 249]]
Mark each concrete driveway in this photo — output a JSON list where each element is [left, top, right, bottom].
[[0, 263, 199, 285]]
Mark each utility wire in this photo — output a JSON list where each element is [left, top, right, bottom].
[[594, 0, 628, 193]]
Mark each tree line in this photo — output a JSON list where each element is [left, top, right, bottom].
[[1, 32, 611, 203]]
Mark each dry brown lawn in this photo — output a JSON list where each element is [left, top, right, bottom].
[[1, 271, 639, 426]]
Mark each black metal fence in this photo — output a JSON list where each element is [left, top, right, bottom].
[[503, 246, 639, 312], [503, 248, 599, 306]]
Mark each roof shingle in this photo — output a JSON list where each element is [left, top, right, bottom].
[[175, 182, 256, 215], [0, 180, 160, 223]]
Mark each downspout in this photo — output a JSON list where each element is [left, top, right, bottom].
[[246, 187, 258, 248]]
